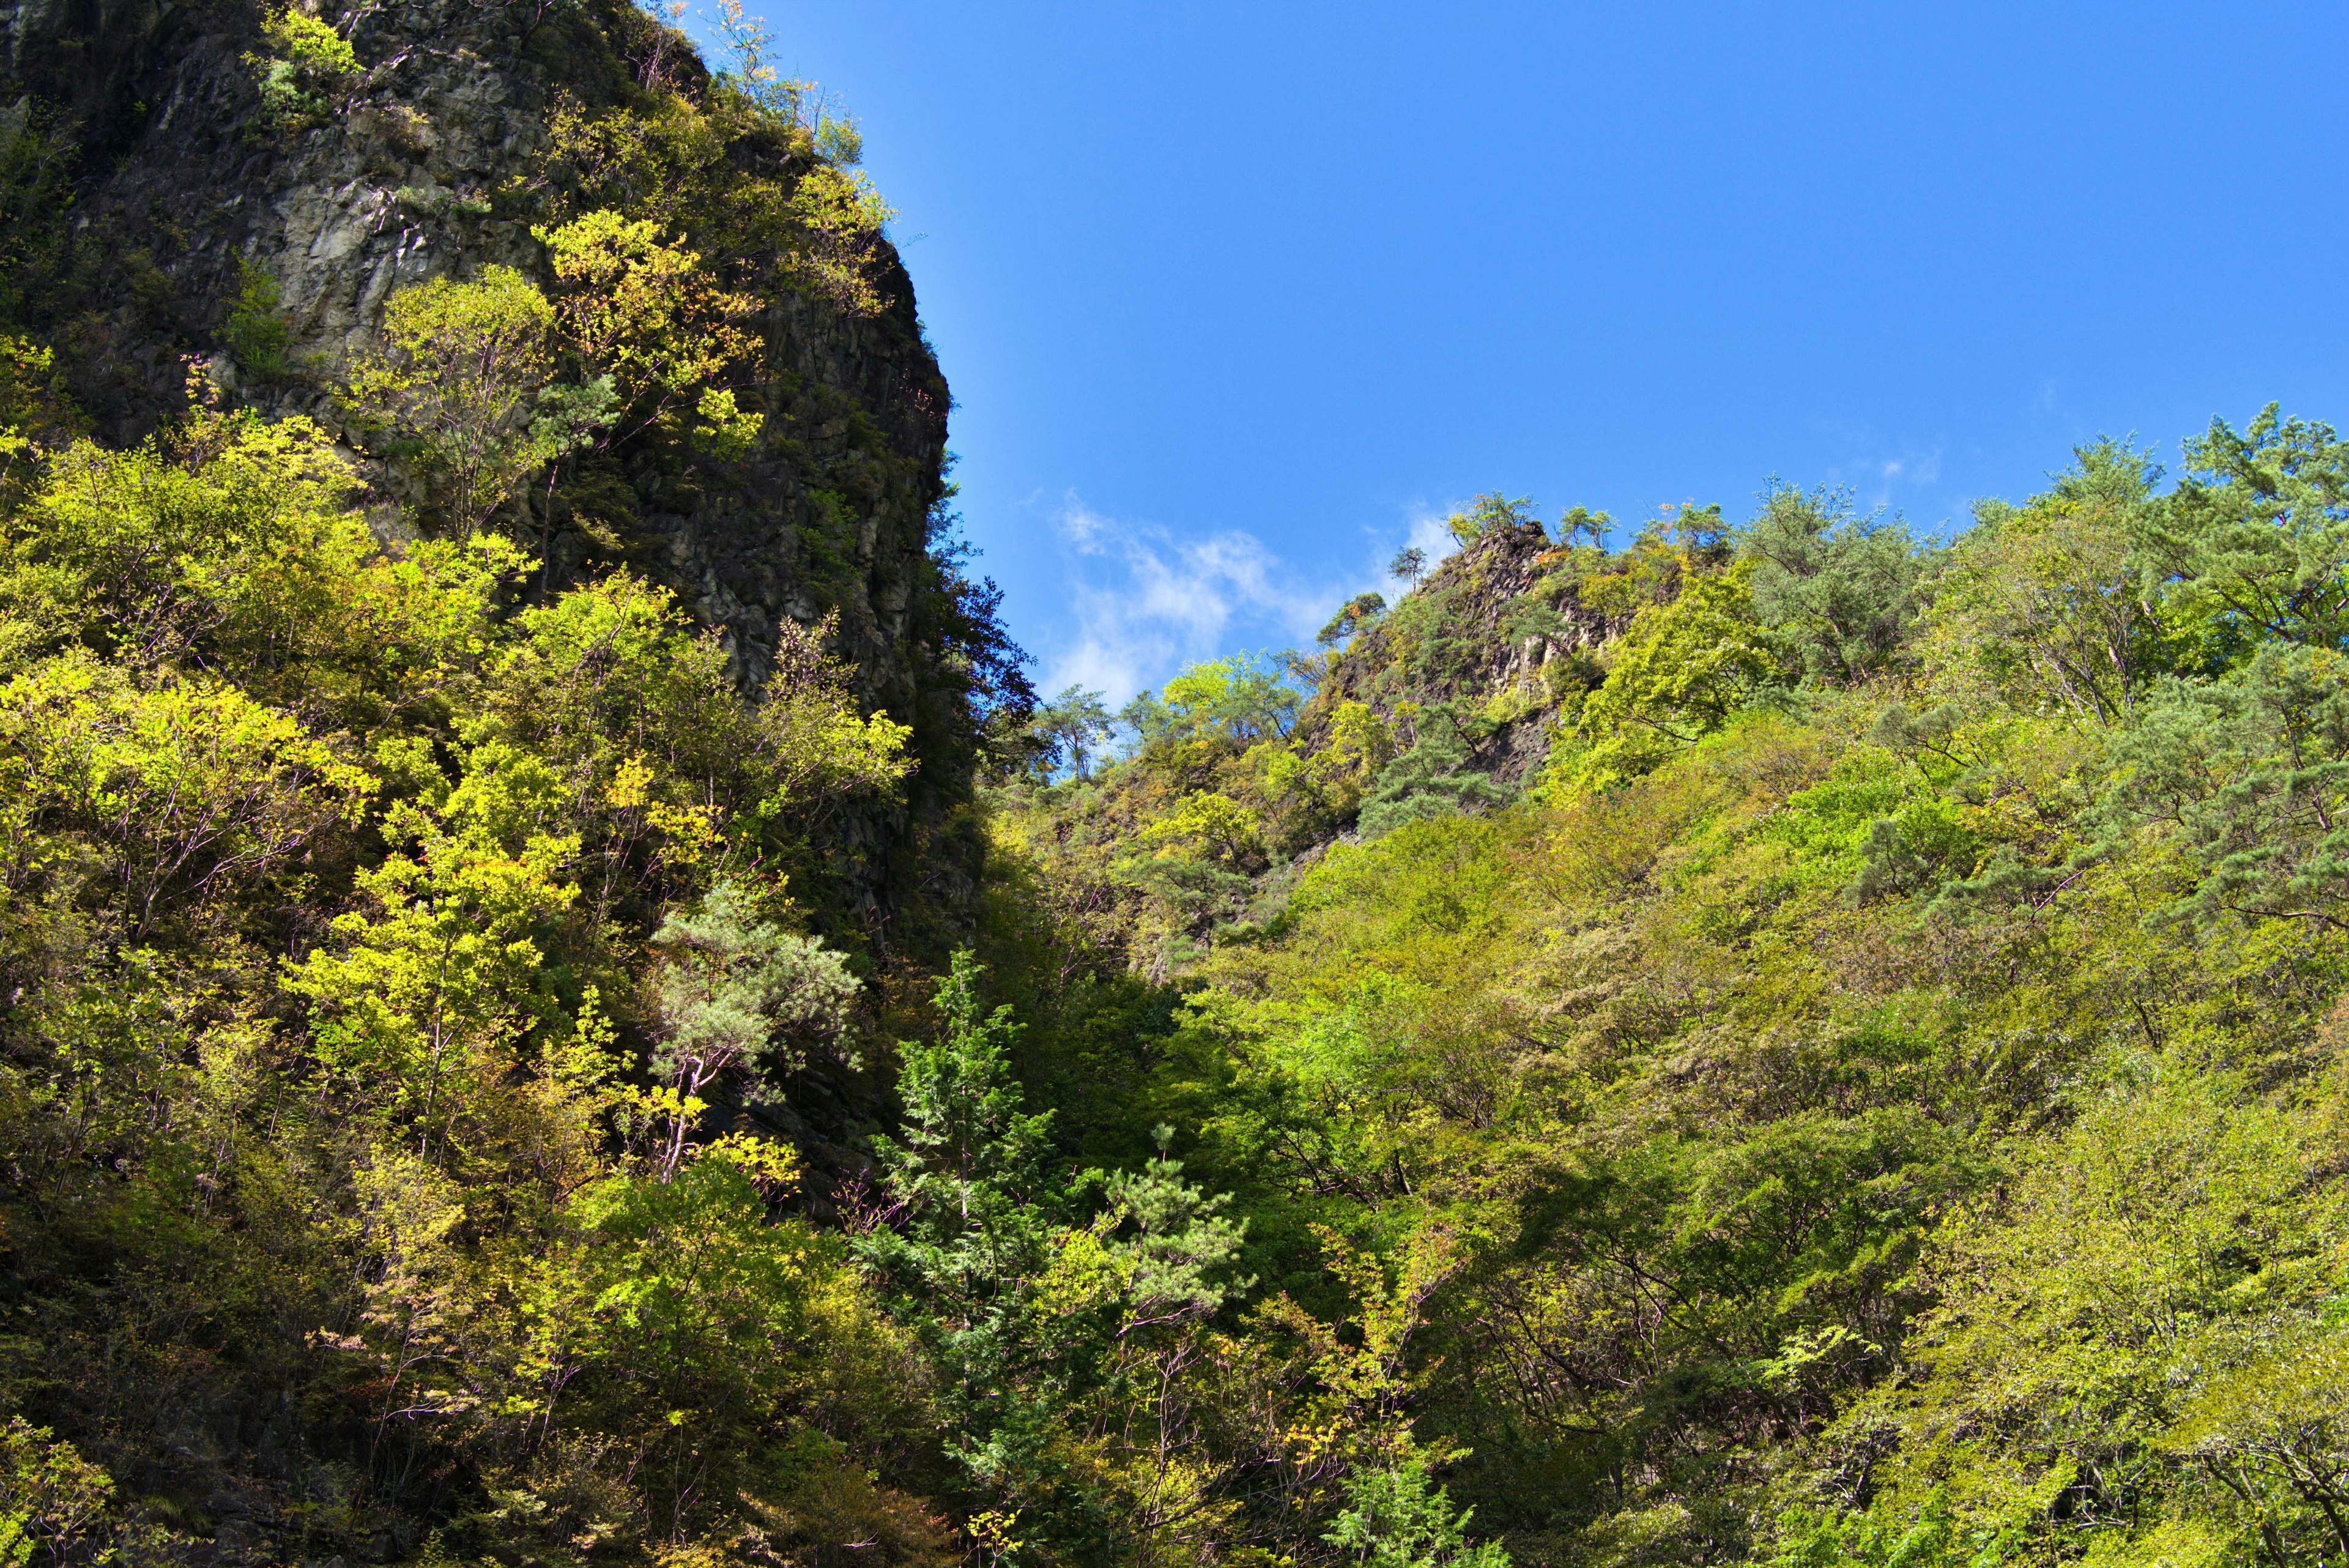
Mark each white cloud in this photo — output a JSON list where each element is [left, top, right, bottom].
[[1036, 493, 1456, 706], [1816, 440, 1947, 515]]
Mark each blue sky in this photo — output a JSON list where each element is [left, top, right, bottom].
[[726, 2, 2349, 704]]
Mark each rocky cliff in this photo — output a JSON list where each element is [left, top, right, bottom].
[[1307, 516, 1636, 792], [0, 0, 1004, 937]]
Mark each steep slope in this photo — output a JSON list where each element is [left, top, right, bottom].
[[978, 444, 2349, 1568], [987, 503, 1701, 973], [0, 9, 1031, 1561], [0, 0, 1008, 932], [1304, 511, 1632, 791]]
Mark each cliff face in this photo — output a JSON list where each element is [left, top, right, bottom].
[[0, 0, 983, 930], [1309, 519, 1635, 790]]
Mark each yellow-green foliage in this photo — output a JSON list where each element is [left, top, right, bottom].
[[1258, 699, 1395, 819], [0, 1418, 117, 1564], [0, 379, 935, 1562], [1571, 558, 1788, 787], [342, 225, 765, 538], [0, 17, 1036, 1559], [247, 7, 360, 130], [1847, 1073, 2344, 1552], [2, 656, 371, 934], [1140, 789, 1263, 865], [1108, 695, 2348, 1568], [529, 80, 898, 318], [264, 6, 358, 75], [344, 266, 559, 537], [974, 414, 2349, 1566], [1569, 523, 1686, 617], [2, 399, 518, 724], [534, 210, 762, 437], [222, 259, 294, 380], [0, 336, 70, 516], [14, 99, 2349, 1561], [1928, 472, 2153, 724]]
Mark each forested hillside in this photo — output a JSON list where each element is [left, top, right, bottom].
[[982, 443, 2349, 1567], [3, 1, 2348, 1566]]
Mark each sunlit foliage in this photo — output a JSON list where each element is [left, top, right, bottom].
[[979, 415, 2349, 1567]]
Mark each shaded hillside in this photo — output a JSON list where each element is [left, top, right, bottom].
[[0, 4, 1040, 1562]]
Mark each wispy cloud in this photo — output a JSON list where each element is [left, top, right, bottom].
[[1849, 444, 1945, 510], [1805, 420, 1951, 518], [1037, 493, 1452, 705]]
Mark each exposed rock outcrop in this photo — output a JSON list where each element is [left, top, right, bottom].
[[0, 0, 999, 935], [1309, 519, 1635, 789]]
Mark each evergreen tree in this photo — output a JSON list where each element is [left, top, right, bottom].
[[1033, 682, 1116, 781], [859, 950, 1063, 1493], [1326, 1451, 1512, 1568]]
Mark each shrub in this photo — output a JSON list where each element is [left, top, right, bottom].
[[221, 260, 293, 379], [247, 8, 360, 130]]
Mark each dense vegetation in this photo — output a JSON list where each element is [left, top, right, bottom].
[[4, 3, 2349, 1567], [981, 434, 2349, 1568]]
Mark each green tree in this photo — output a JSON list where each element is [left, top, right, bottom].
[[1326, 1450, 1511, 1568], [0, 655, 369, 938], [1139, 790, 1264, 867], [0, 1418, 116, 1566], [1740, 484, 1934, 683], [1572, 560, 1789, 787], [465, 579, 908, 929], [1556, 505, 1612, 549], [859, 951, 1061, 1494], [0, 335, 70, 513], [554, 1148, 922, 1550], [1357, 703, 1510, 838], [1033, 682, 1115, 781], [343, 266, 567, 538], [244, 6, 360, 129], [1157, 653, 1302, 746], [1319, 592, 1388, 647], [532, 210, 763, 452], [1444, 494, 1538, 549], [2145, 404, 2349, 654], [1926, 440, 2167, 724], [283, 789, 577, 1151], [2, 388, 522, 730], [4, 402, 382, 677], [221, 261, 294, 381], [643, 880, 858, 1178], [1835, 1075, 2339, 1567], [2104, 642, 2349, 932]]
